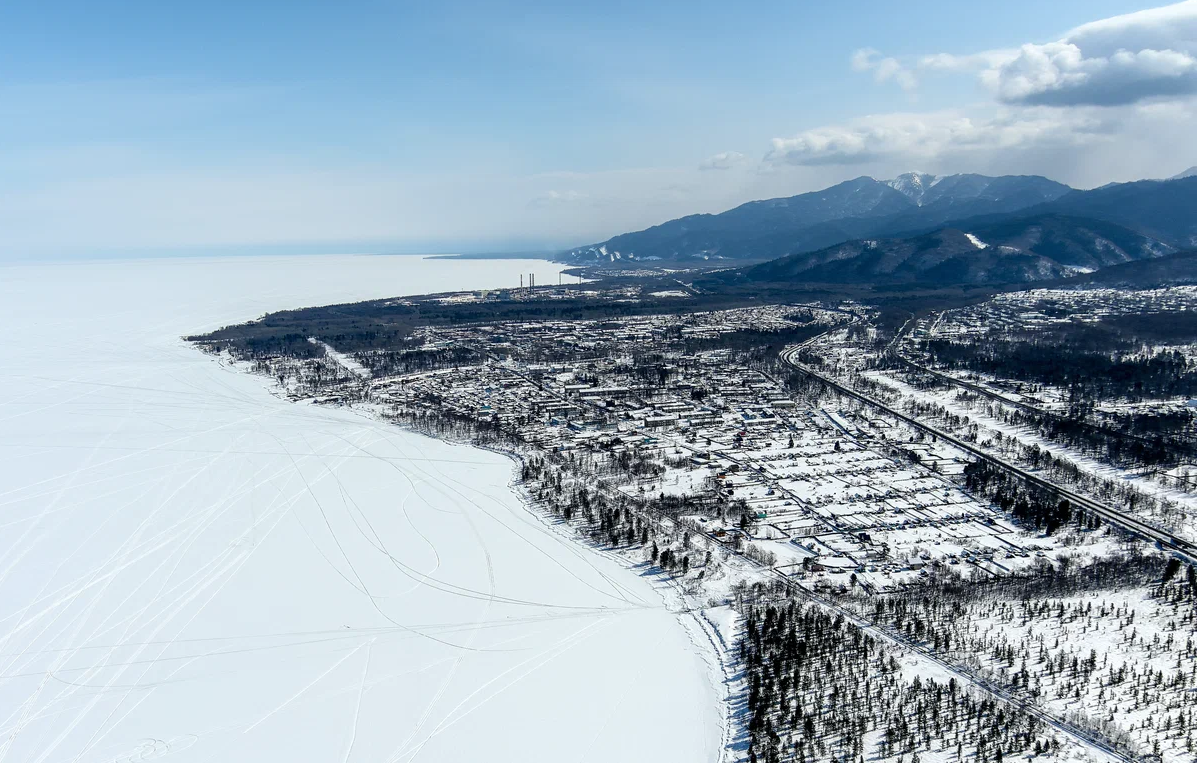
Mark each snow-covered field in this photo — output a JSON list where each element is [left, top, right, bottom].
[[0, 255, 722, 762]]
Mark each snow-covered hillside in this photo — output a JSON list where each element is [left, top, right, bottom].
[[0, 255, 722, 762], [884, 171, 939, 205]]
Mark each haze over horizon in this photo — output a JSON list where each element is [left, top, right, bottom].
[[3, 0, 1197, 258]]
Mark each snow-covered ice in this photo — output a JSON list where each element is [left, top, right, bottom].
[[0, 255, 722, 762]]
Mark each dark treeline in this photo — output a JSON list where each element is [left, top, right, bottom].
[[893, 306, 1197, 465], [892, 362, 1197, 467], [681, 324, 833, 357], [913, 550, 1175, 603], [990, 307, 1197, 351], [828, 553, 1197, 760], [962, 460, 1079, 534], [190, 270, 1000, 363], [742, 599, 1062, 762], [921, 339, 1197, 402], [189, 284, 769, 359], [354, 346, 483, 377], [1120, 407, 1197, 438], [1024, 404, 1196, 466], [1104, 310, 1197, 345], [219, 332, 325, 360], [189, 312, 419, 359], [893, 395, 1184, 528]]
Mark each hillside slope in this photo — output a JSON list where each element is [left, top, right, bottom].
[[1025, 176, 1197, 248], [733, 214, 1174, 286]]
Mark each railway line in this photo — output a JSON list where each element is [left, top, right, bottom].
[[690, 510, 1136, 762], [779, 345, 1197, 563], [890, 350, 1197, 461]]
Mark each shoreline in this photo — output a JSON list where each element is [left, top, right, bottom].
[[495, 447, 742, 763], [214, 347, 741, 762]]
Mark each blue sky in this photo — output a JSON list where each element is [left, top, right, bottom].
[[2, 0, 1193, 257]]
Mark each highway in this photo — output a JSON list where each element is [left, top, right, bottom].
[[778, 345, 1197, 563]]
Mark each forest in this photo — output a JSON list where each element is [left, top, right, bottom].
[[961, 459, 1075, 533], [741, 599, 1067, 762], [920, 339, 1197, 402], [830, 552, 1197, 760], [891, 359, 1197, 468]]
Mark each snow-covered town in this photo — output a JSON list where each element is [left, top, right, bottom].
[[196, 281, 1197, 762]]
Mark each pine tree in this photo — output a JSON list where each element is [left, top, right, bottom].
[[1163, 558, 1182, 583]]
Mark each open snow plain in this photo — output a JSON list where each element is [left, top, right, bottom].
[[0, 255, 722, 762]]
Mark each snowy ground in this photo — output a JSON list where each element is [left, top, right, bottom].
[[861, 369, 1197, 533], [0, 255, 722, 762]]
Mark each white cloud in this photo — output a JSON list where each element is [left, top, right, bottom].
[[1062, 0, 1197, 59], [765, 97, 1197, 187], [918, 49, 1018, 73], [765, 108, 1108, 166], [850, 48, 918, 91], [698, 151, 748, 170], [799, 2, 1197, 184], [859, 1, 1197, 106], [993, 41, 1197, 106], [989, 1, 1197, 106]]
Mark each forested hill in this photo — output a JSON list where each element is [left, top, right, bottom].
[[1022, 176, 1197, 247], [720, 214, 1175, 287], [1065, 249, 1197, 288]]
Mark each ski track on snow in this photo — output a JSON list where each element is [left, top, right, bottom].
[[0, 255, 722, 763]]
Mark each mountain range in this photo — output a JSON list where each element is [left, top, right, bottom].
[[561, 172, 1073, 265], [734, 214, 1174, 287], [560, 171, 1197, 287]]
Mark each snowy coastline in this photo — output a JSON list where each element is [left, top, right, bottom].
[[0, 254, 723, 762], [232, 353, 744, 761]]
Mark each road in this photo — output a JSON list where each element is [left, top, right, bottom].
[[778, 571, 1135, 762], [779, 345, 1197, 563], [890, 348, 1197, 461], [688, 502, 1135, 762]]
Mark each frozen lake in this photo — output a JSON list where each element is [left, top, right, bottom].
[[0, 255, 722, 762]]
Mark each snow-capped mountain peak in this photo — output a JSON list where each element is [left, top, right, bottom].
[[885, 172, 939, 206]]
